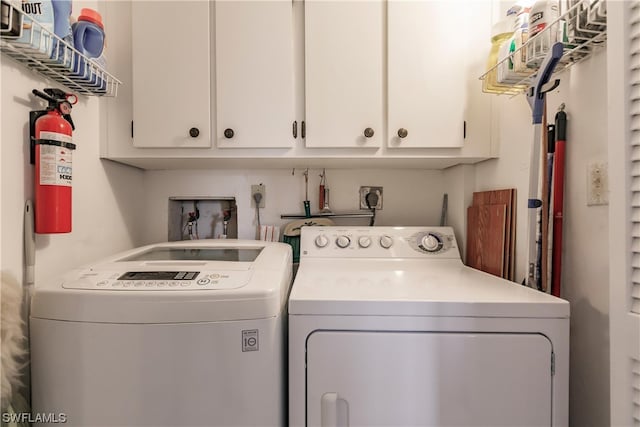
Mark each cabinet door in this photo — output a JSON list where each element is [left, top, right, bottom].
[[304, 1, 384, 148], [307, 331, 553, 426], [388, 1, 489, 149], [131, 1, 211, 148], [215, 1, 294, 148]]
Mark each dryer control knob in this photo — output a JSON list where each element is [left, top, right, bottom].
[[315, 234, 329, 248], [379, 235, 394, 249], [421, 233, 441, 252], [358, 236, 372, 248], [336, 235, 351, 248]]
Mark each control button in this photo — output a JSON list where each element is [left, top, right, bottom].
[[157, 282, 167, 287], [123, 282, 132, 288], [336, 235, 351, 248], [180, 282, 190, 287], [145, 281, 155, 287], [112, 282, 122, 287], [169, 282, 179, 287], [421, 233, 442, 252], [358, 236, 372, 248], [210, 273, 220, 279], [379, 235, 394, 249], [315, 234, 329, 248], [134, 282, 144, 287], [197, 278, 211, 286], [96, 280, 108, 287]]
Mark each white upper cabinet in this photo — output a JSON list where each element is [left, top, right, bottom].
[[215, 1, 295, 148], [304, 0, 385, 148], [131, 1, 211, 148], [387, 1, 490, 149], [106, 1, 495, 168]]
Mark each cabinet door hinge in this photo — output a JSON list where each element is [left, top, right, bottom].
[[301, 121, 306, 139], [551, 351, 555, 376], [131, 120, 134, 138], [293, 120, 298, 139], [463, 120, 467, 139]]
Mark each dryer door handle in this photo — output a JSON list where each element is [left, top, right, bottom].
[[321, 392, 341, 427]]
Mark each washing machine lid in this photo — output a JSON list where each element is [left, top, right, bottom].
[[288, 259, 569, 318], [31, 240, 293, 323]]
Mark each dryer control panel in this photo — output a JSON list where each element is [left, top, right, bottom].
[[300, 226, 460, 259], [62, 270, 252, 291]]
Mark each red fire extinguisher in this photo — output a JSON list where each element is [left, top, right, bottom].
[[31, 89, 77, 234]]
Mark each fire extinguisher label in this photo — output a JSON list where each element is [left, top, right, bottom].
[[39, 132, 73, 187]]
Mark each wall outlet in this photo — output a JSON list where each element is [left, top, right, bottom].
[[251, 184, 265, 208], [587, 162, 608, 206], [360, 186, 383, 210]]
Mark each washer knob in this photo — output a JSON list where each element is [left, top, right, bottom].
[[336, 235, 351, 248], [315, 234, 329, 248], [379, 235, 393, 249], [421, 233, 441, 252], [358, 236, 372, 248]]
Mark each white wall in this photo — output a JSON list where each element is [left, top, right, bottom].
[[0, 47, 144, 287], [141, 168, 447, 244], [442, 164, 476, 262], [475, 50, 610, 426]]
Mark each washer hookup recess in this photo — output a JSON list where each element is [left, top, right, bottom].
[[359, 186, 383, 210]]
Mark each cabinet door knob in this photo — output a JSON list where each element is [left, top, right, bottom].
[[189, 127, 200, 138], [397, 128, 408, 138], [364, 127, 374, 138], [224, 128, 235, 139]]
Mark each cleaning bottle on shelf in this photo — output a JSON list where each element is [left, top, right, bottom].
[[511, 6, 531, 73], [51, 0, 73, 66], [482, 11, 524, 94], [526, 0, 560, 68], [497, 5, 531, 84], [71, 8, 106, 90], [72, 8, 104, 58], [15, 0, 54, 54]]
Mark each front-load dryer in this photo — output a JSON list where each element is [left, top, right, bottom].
[[31, 239, 292, 427], [289, 226, 569, 427]]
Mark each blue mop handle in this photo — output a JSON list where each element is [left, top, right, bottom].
[[525, 43, 563, 288], [527, 43, 564, 125]]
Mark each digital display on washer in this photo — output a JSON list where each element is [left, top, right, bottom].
[[117, 271, 199, 281], [120, 248, 263, 262]]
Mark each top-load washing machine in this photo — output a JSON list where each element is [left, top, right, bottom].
[[31, 239, 292, 427], [289, 226, 570, 427]]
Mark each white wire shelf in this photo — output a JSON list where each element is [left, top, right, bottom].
[[0, 5, 121, 97], [479, 0, 607, 95]]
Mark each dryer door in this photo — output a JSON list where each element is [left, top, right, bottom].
[[306, 331, 553, 427]]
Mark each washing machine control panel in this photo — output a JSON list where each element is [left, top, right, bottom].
[[301, 227, 460, 259], [62, 270, 252, 291]]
